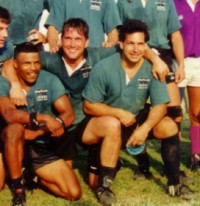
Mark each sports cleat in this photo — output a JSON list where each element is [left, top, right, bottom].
[[96, 186, 116, 206], [12, 188, 26, 206], [133, 169, 152, 180], [167, 184, 194, 200], [23, 168, 39, 190]]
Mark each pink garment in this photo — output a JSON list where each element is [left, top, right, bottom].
[[190, 125, 200, 156]]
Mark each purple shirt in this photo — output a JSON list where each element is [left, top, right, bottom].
[[174, 0, 200, 57]]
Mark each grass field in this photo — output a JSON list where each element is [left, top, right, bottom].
[[1, 114, 200, 206]]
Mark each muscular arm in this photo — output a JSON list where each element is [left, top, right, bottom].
[[47, 26, 59, 53], [53, 94, 75, 128], [102, 28, 119, 48], [0, 95, 74, 137], [84, 100, 136, 127], [127, 104, 167, 146], [2, 59, 28, 106], [171, 30, 185, 83], [144, 46, 169, 82]]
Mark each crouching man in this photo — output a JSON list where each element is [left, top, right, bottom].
[[0, 42, 81, 206], [83, 19, 193, 200]]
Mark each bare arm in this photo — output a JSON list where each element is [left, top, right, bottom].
[[0, 95, 74, 137], [84, 100, 136, 127], [127, 104, 167, 146], [2, 59, 27, 106], [47, 25, 59, 53], [144, 46, 169, 82], [102, 28, 119, 48], [53, 95, 75, 128], [171, 30, 185, 83]]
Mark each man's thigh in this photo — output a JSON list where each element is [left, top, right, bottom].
[[82, 116, 120, 144]]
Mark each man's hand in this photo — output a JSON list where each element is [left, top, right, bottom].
[[118, 109, 136, 127], [126, 124, 150, 146], [101, 41, 115, 48], [43, 114, 64, 137], [10, 82, 28, 106], [27, 29, 46, 45], [175, 65, 185, 83], [49, 42, 59, 53], [24, 129, 44, 140], [151, 58, 169, 82]]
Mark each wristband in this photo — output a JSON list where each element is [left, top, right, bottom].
[[30, 112, 39, 129], [56, 117, 65, 129]]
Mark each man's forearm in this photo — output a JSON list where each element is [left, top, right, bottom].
[[47, 26, 59, 52], [84, 100, 121, 118], [107, 28, 119, 45], [144, 46, 160, 64], [171, 31, 184, 68], [141, 104, 167, 132]]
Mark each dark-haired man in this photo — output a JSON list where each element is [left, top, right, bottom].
[[83, 19, 193, 199], [0, 42, 81, 206]]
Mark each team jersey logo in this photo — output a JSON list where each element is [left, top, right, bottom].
[[138, 78, 150, 89], [90, 0, 102, 11], [81, 66, 92, 78], [35, 89, 48, 101], [155, 0, 166, 11]]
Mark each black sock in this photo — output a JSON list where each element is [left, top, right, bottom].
[[98, 165, 116, 188], [11, 176, 24, 190], [161, 134, 180, 185], [136, 152, 150, 172], [87, 143, 101, 175]]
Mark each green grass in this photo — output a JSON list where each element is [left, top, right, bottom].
[[1, 114, 200, 206]]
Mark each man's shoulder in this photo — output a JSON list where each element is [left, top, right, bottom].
[[99, 52, 120, 64], [38, 70, 60, 80], [86, 46, 117, 65], [40, 51, 61, 60], [40, 51, 63, 68], [90, 52, 121, 76]]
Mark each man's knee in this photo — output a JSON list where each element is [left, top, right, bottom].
[[3, 123, 24, 143], [154, 117, 178, 139], [104, 117, 121, 140], [68, 186, 82, 201]]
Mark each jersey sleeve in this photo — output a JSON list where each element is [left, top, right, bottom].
[[117, 0, 127, 23], [0, 76, 11, 97], [82, 62, 107, 103], [44, 0, 55, 11], [167, 0, 181, 34], [45, 0, 66, 31], [40, 51, 59, 74], [149, 79, 170, 106], [102, 0, 122, 34]]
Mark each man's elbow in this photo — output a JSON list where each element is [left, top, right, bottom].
[[1, 108, 18, 124], [83, 100, 92, 115]]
